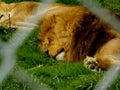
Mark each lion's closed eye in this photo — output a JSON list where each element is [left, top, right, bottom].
[[0, 14, 4, 19]]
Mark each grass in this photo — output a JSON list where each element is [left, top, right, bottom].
[[95, 0, 120, 12], [0, 0, 120, 90], [28, 62, 99, 90]]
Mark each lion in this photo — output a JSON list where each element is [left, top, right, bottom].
[[0, 1, 120, 71], [0, 1, 65, 28], [0, 1, 40, 28], [38, 3, 120, 71]]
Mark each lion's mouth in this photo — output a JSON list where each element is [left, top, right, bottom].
[[45, 48, 66, 60]]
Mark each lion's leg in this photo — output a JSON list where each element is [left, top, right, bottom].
[[95, 38, 120, 69], [95, 55, 120, 69], [84, 56, 101, 71], [84, 38, 120, 71]]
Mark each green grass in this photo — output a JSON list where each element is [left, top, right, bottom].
[[95, 0, 120, 12], [28, 62, 98, 90], [0, 0, 120, 90]]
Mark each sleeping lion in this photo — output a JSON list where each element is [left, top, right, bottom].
[[0, 1, 120, 71]]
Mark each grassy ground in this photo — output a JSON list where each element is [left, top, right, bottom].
[[0, 0, 120, 90]]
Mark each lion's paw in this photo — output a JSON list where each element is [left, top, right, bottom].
[[84, 56, 101, 72]]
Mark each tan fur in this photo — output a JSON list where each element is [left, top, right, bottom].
[[0, 1, 120, 70], [0, 1, 64, 27], [0, 1, 41, 27]]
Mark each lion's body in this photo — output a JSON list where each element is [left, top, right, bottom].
[[0, 1, 120, 70]]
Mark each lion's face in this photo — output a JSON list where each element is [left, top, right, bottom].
[[0, 2, 15, 27], [0, 2, 9, 23]]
